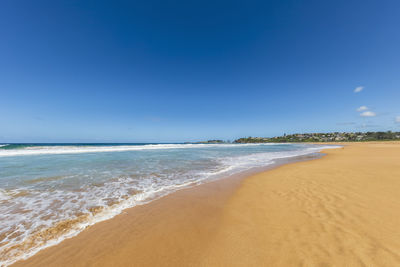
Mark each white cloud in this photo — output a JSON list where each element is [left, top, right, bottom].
[[354, 86, 364, 93], [396, 116, 400, 123], [360, 111, 376, 117], [356, 106, 368, 112]]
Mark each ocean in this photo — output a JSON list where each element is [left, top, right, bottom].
[[0, 143, 338, 265]]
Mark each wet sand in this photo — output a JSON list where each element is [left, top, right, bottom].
[[13, 142, 400, 266]]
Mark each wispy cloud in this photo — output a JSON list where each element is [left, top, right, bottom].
[[360, 111, 376, 117], [356, 106, 368, 112], [354, 86, 364, 93], [396, 116, 400, 123]]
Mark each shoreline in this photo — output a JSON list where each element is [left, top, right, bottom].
[[8, 148, 330, 266], [7, 149, 327, 266], [0, 145, 332, 265], [13, 142, 400, 266]]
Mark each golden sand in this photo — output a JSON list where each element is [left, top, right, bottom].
[[13, 142, 400, 266]]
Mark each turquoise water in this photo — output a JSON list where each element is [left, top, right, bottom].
[[0, 143, 338, 265]]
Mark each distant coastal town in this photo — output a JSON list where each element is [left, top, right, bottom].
[[191, 131, 400, 144]]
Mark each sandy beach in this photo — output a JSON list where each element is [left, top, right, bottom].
[[13, 142, 400, 266]]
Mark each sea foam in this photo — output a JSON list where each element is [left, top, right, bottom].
[[0, 143, 268, 157]]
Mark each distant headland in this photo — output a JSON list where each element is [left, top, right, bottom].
[[190, 131, 400, 144]]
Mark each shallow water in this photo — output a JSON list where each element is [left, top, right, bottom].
[[0, 143, 338, 265]]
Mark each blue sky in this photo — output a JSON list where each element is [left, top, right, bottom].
[[1, 0, 400, 142]]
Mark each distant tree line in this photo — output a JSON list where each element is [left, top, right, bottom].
[[233, 131, 400, 143]]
